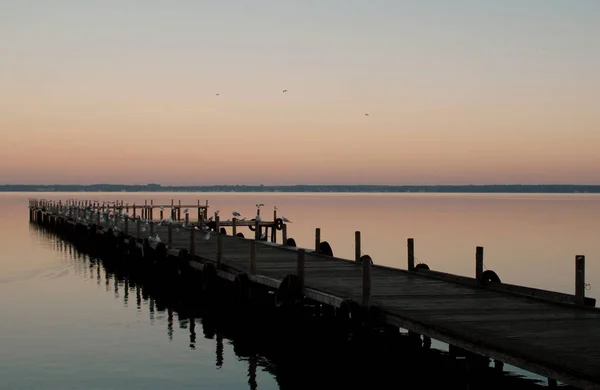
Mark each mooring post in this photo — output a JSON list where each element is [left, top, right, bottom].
[[232, 218, 237, 236], [362, 255, 372, 307], [297, 248, 305, 290], [355, 231, 361, 262], [576, 255, 585, 306], [189, 227, 195, 256], [136, 219, 141, 240], [254, 220, 260, 240], [216, 215, 222, 266], [315, 228, 321, 251], [407, 238, 415, 270], [250, 240, 256, 274], [150, 199, 154, 220], [144, 200, 147, 220], [282, 224, 287, 244], [272, 208, 277, 243], [476, 246, 484, 284], [168, 223, 173, 248], [159, 208, 163, 221], [178, 200, 181, 221], [132, 204, 136, 218], [185, 211, 189, 226]]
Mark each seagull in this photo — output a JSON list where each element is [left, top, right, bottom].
[[216, 93, 220, 96], [256, 203, 264, 208], [282, 89, 287, 93], [184, 208, 189, 214], [274, 205, 279, 211], [232, 211, 241, 217], [364, 113, 370, 116], [281, 216, 292, 223]]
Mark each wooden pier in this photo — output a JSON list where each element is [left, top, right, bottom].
[[29, 198, 600, 389]]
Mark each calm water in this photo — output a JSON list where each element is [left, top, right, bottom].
[[1, 192, 598, 389]]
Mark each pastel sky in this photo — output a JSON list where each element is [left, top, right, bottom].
[[1, 0, 599, 185]]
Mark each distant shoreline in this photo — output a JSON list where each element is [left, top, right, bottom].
[[2, 184, 600, 193]]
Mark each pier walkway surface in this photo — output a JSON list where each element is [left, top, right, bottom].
[[30, 200, 600, 389]]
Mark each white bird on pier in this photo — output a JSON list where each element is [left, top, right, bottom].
[[255, 215, 262, 222], [184, 208, 189, 214], [281, 216, 292, 223], [256, 203, 264, 208], [215, 210, 220, 215]]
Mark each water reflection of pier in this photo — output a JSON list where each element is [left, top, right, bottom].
[[32, 223, 561, 390]]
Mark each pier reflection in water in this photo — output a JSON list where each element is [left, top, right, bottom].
[[29, 223, 567, 390]]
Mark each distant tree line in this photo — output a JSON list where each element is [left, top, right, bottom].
[[1, 184, 599, 193]]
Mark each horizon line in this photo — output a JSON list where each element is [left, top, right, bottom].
[[3, 183, 600, 187]]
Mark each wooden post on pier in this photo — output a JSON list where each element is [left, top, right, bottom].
[[355, 231, 361, 262], [272, 209, 277, 243], [159, 208, 163, 221], [407, 238, 415, 270], [362, 255, 372, 307], [144, 200, 147, 220], [185, 211, 189, 226], [232, 218, 237, 236], [168, 224, 173, 248], [476, 246, 484, 285], [250, 240, 256, 274], [282, 224, 287, 244], [216, 215, 222, 266], [197, 200, 202, 223], [576, 255, 586, 306], [189, 227, 195, 256], [150, 200, 154, 220], [178, 200, 181, 221], [132, 204, 136, 218], [315, 228, 321, 251], [254, 220, 260, 240], [297, 248, 305, 290]]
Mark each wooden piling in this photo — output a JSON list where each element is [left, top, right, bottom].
[[297, 248, 305, 290], [355, 231, 361, 262], [576, 255, 585, 306], [315, 228, 321, 251], [407, 238, 415, 271], [254, 220, 260, 240], [232, 218, 237, 236], [282, 224, 287, 244], [476, 246, 484, 284], [216, 215, 222, 266], [362, 254, 372, 307]]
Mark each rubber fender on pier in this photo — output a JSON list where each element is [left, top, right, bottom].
[[275, 218, 284, 231], [284, 238, 297, 247], [219, 227, 227, 235], [202, 262, 218, 292], [248, 219, 256, 231], [359, 255, 373, 265], [236, 232, 245, 238], [481, 270, 501, 285], [233, 273, 252, 306], [415, 263, 430, 270], [275, 274, 301, 308], [317, 241, 334, 257]]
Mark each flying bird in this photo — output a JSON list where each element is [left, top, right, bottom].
[[232, 211, 241, 217], [282, 89, 287, 93], [364, 113, 370, 116]]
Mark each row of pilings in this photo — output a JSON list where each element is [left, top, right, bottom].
[[30, 208, 553, 390]]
